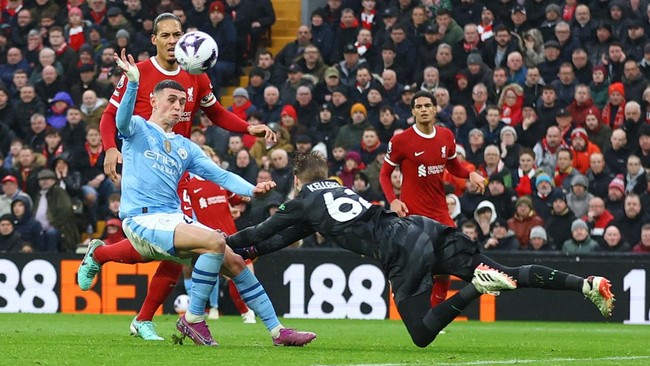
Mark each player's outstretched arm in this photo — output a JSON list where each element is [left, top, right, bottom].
[[114, 49, 140, 137], [228, 224, 314, 260]]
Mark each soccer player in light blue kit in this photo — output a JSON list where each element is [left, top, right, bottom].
[[78, 50, 316, 347]]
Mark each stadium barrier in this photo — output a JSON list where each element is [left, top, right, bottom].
[[1, 251, 648, 324]]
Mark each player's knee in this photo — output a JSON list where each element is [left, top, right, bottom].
[[223, 251, 246, 275], [204, 231, 226, 254], [410, 332, 435, 348]]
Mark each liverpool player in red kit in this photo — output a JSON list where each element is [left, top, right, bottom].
[[379, 91, 485, 311], [182, 147, 256, 323], [93, 14, 313, 344]]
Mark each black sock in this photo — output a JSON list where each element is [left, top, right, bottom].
[[422, 285, 481, 334], [473, 255, 584, 292]]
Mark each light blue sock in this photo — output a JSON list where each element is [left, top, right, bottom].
[[232, 267, 280, 331], [183, 278, 192, 295], [189, 253, 223, 316], [209, 281, 219, 308]]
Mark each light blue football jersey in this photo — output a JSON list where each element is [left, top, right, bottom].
[[116, 81, 254, 219]]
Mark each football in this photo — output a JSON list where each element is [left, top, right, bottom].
[[173, 294, 190, 314], [174, 31, 219, 75]]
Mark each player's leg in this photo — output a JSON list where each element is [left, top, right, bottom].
[[468, 254, 614, 317], [182, 264, 193, 295], [207, 279, 220, 320], [130, 261, 183, 341], [78, 238, 146, 291], [430, 275, 451, 307], [221, 246, 316, 346]]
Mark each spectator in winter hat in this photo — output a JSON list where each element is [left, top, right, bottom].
[[562, 219, 599, 254], [584, 196, 614, 239], [527, 226, 553, 251], [583, 110, 611, 152], [602, 82, 626, 129], [483, 217, 519, 251], [590, 64, 610, 110], [545, 191, 576, 250], [566, 174, 593, 219], [570, 128, 601, 175], [334, 103, 370, 150], [507, 195, 544, 248], [606, 173, 626, 220]]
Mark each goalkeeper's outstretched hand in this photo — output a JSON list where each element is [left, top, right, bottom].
[[232, 246, 258, 260], [114, 48, 140, 82]]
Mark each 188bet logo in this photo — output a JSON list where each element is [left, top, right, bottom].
[[0, 259, 58, 313], [282, 263, 386, 319]]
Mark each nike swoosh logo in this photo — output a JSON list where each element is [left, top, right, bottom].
[[415, 151, 425, 156], [182, 206, 192, 211], [193, 188, 203, 193]]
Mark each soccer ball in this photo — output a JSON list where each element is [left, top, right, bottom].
[[174, 31, 219, 75], [174, 294, 190, 314]]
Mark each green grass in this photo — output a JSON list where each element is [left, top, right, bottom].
[[1, 314, 649, 365]]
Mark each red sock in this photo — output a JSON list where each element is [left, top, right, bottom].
[[93, 238, 144, 264], [228, 280, 249, 314], [137, 261, 183, 321], [430, 276, 451, 307]]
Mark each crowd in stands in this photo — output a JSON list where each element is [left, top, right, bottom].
[[1, 0, 650, 255]]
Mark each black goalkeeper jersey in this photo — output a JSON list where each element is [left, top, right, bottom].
[[227, 179, 457, 303]]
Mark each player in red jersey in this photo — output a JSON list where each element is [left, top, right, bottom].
[[182, 147, 256, 323], [379, 90, 485, 312], [96, 14, 276, 340]]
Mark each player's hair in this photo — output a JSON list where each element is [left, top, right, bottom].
[[153, 13, 182, 35], [293, 152, 328, 184], [410, 90, 436, 109], [153, 79, 185, 95]]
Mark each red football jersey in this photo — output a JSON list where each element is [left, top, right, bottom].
[[104, 57, 217, 138], [182, 177, 238, 235], [384, 125, 457, 227]]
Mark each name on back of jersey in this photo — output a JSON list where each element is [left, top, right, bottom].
[[418, 164, 445, 177], [306, 180, 340, 192]]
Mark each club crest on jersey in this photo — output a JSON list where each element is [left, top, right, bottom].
[[178, 147, 188, 160], [164, 140, 172, 153], [441, 146, 446, 159], [187, 87, 194, 102]]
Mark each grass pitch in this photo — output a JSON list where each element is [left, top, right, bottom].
[[1, 314, 648, 366]]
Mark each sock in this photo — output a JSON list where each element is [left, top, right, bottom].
[[136, 261, 183, 322], [473, 255, 584, 292], [209, 281, 219, 309], [188, 253, 224, 320], [232, 267, 280, 333], [228, 280, 250, 314], [93, 238, 144, 264], [423, 284, 481, 335], [430, 275, 451, 307], [183, 278, 192, 295]]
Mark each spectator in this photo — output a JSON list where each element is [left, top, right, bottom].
[[280, 104, 309, 147], [624, 102, 645, 152], [604, 42, 626, 83], [598, 225, 631, 252], [589, 65, 610, 110], [567, 85, 600, 127], [80, 90, 107, 129], [70, 64, 110, 106], [473, 200, 497, 243], [606, 174, 626, 220], [296, 44, 328, 83], [625, 155, 647, 195], [14, 85, 46, 140], [534, 125, 566, 176], [522, 67, 544, 108], [250, 123, 293, 168], [466, 82, 490, 129], [313, 66, 342, 105], [10, 9, 35, 49], [486, 170, 516, 220], [48, 26, 79, 76], [442, 145, 476, 197], [546, 193, 577, 250], [446, 193, 464, 227], [0, 213, 26, 253], [632, 223, 650, 253], [483, 217, 520, 251], [465, 128, 485, 168], [201, 1, 237, 92], [227, 0, 275, 66], [531, 172, 564, 221], [584, 111, 611, 153], [604, 128, 631, 175], [60, 107, 88, 148], [570, 128, 601, 175], [487, 67, 508, 105], [566, 174, 594, 219], [335, 103, 370, 151], [246, 67, 269, 109], [25, 113, 48, 154], [0, 174, 32, 216], [448, 105, 474, 149], [516, 103, 545, 149], [269, 148, 293, 199], [259, 85, 284, 124], [0, 47, 30, 87], [310, 8, 335, 65], [394, 85, 416, 123], [228, 149, 258, 185], [572, 5, 596, 48], [571, 48, 593, 86], [186, 0, 210, 31], [507, 195, 544, 249], [612, 193, 648, 246], [562, 219, 599, 254], [33, 169, 79, 252], [635, 124, 650, 172], [275, 25, 312, 69], [584, 196, 614, 239], [227, 87, 256, 122], [536, 85, 561, 127], [10, 196, 43, 251], [416, 36, 441, 88], [553, 148, 580, 192], [538, 41, 562, 85], [499, 126, 521, 171], [526, 225, 553, 251], [352, 171, 383, 204], [539, 4, 561, 42]]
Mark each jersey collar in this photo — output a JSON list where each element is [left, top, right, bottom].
[[414, 125, 437, 139], [146, 119, 176, 138], [150, 56, 181, 76]]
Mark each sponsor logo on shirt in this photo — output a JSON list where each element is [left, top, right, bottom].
[[144, 150, 181, 175], [198, 195, 228, 209], [178, 148, 188, 160], [418, 163, 445, 177]]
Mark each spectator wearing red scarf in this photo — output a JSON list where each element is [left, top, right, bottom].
[[602, 82, 626, 129]]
